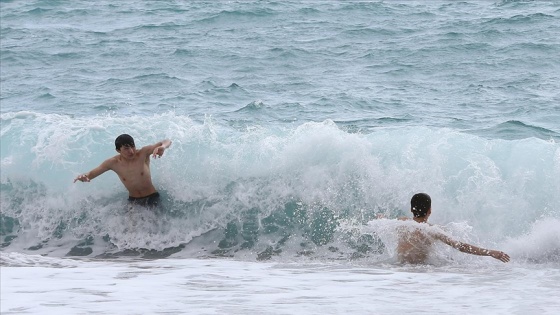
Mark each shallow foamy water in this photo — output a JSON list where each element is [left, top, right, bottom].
[[2, 253, 559, 315]]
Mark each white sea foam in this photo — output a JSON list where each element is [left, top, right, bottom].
[[2, 253, 559, 314]]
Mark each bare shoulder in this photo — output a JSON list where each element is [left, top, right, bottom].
[[431, 230, 457, 246], [97, 155, 119, 170], [104, 155, 120, 165]]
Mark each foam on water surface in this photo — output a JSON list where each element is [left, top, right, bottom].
[[2, 253, 559, 314], [1, 112, 559, 265]]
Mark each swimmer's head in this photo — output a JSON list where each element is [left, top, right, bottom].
[[411, 193, 431, 218], [115, 134, 135, 151]]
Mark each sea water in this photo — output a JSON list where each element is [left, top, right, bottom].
[[1, 0, 560, 314]]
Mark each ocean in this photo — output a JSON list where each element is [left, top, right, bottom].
[[1, 0, 560, 314]]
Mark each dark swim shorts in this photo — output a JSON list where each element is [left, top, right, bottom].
[[128, 192, 160, 207]]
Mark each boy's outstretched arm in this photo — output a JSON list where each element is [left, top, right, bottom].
[[73, 159, 112, 183], [144, 139, 172, 158], [435, 233, 510, 263]]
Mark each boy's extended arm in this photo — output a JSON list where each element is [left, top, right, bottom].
[[74, 159, 112, 183], [144, 139, 172, 158], [436, 233, 510, 263]]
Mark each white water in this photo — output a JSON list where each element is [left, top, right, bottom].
[[2, 253, 559, 315]]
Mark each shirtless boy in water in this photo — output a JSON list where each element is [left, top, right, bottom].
[[397, 193, 510, 264], [74, 134, 172, 207]]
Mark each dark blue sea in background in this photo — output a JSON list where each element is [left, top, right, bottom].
[[1, 1, 559, 263]]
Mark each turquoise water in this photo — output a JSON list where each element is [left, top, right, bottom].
[[1, 1, 559, 263], [2, 1, 559, 134]]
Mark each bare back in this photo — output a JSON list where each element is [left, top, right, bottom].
[[397, 227, 435, 264]]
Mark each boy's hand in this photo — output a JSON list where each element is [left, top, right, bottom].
[[74, 174, 90, 183], [152, 146, 165, 158], [490, 250, 510, 263]]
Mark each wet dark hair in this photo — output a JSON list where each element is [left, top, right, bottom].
[[411, 193, 431, 218], [115, 134, 135, 150]]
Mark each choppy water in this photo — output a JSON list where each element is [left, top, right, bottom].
[[2, 0, 559, 133], [1, 1, 560, 313]]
